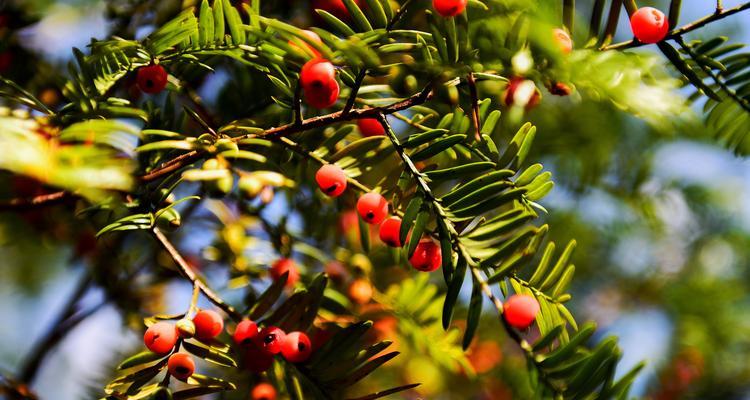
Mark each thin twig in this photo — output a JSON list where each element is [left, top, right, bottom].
[[602, 1, 750, 50], [141, 84, 435, 182], [0, 191, 73, 211], [342, 69, 367, 115], [151, 227, 243, 321]]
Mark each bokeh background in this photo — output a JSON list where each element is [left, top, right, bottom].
[[1, 0, 749, 399]]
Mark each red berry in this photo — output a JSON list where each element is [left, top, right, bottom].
[[357, 118, 385, 137], [252, 382, 277, 400], [504, 77, 540, 110], [167, 353, 195, 380], [289, 30, 323, 57], [433, 0, 467, 17], [378, 216, 403, 247], [136, 64, 168, 94], [553, 28, 573, 54], [244, 345, 275, 372], [348, 279, 373, 305], [192, 310, 224, 340], [357, 192, 389, 224], [315, 164, 347, 197], [300, 59, 339, 109], [630, 7, 669, 44], [503, 294, 540, 329], [409, 239, 441, 272], [143, 322, 178, 355], [255, 326, 287, 355], [234, 319, 259, 345], [281, 331, 313, 363], [270, 258, 300, 288]]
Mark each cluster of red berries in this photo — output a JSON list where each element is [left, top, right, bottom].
[[630, 7, 669, 44], [313, 165, 442, 272], [233, 319, 314, 372], [503, 294, 540, 330], [142, 309, 225, 380]]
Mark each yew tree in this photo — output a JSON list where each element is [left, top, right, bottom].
[[1, 0, 749, 399]]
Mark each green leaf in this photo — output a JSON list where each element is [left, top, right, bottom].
[[342, 0, 373, 32], [425, 161, 495, 181], [182, 340, 238, 368], [410, 134, 467, 161], [249, 271, 288, 319], [462, 276, 482, 349], [316, 10, 357, 36], [400, 196, 423, 244], [117, 351, 164, 370], [442, 257, 466, 329], [539, 322, 596, 368], [358, 214, 371, 253]]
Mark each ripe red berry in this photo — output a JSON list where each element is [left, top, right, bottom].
[[281, 331, 313, 363], [433, 0, 467, 17], [234, 319, 259, 345], [167, 353, 195, 380], [315, 164, 347, 197], [252, 382, 277, 400], [503, 294, 540, 329], [255, 326, 287, 355], [409, 239, 441, 272], [270, 258, 300, 288], [244, 345, 275, 372], [504, 77, 541, 110], [630, 7, 669, 44], [136, 64, 168, 94], [289, 30, 323, 57], [357, 118, 385, 137], [300, 59, 339, 109], [378, 216, 403, 247], [357, 192, 389, 224], [143, 322, 178, 355], [192, 310, 224, 340], [553, 28, 573, 54]]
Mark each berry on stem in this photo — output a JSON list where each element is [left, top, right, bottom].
[[255, 326, 287, 355], [315, 164, 347, 197], [503, 294, 540, 330], [433, 0, 467, 17], [233, 319, 259, 345], [357, 118, 385, 137], [192, 310, 224, 340], [378, 216, 403, 247], [409, 239, 441, 272], [270, 258, 299, 288], [281, 331, 313, 363], [167, 353, 195, 380], [553, 28, 573, 54], [357, 192, 389, 224], [630, 7, 669, 44], [143, 322, 178, 355], [136, 64, 168, 94], [252, 382, 277, 400], [300, 59, 339, 109]]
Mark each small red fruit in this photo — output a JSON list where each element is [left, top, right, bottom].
[[300, 59, 339, 109], [630, 7, 669, 44], [348, 279, 373, 305], [281, 331, 313, 363], [289, 30, 323, 57], [357, 118, 385, 137], [378, 216, 403, 247], [433, 0, 467, 17], [553, 28, 573, 54], [503, 294, 540, 329], [234, 319, 259, 345], [409, 239, 441, 272], [315, 164, 347, 197], [270, 258, 300, 288], [192, 310, 224, 340], [255, 326, 287, 355], [252, 382, 277, 400], [504, 77, 541, 110], [244, 345, 275, 372], [144, 322, 178, 355], [357, 193, 389, 224], [136, 64, 168, 94], [167, 353, 195, 380]]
